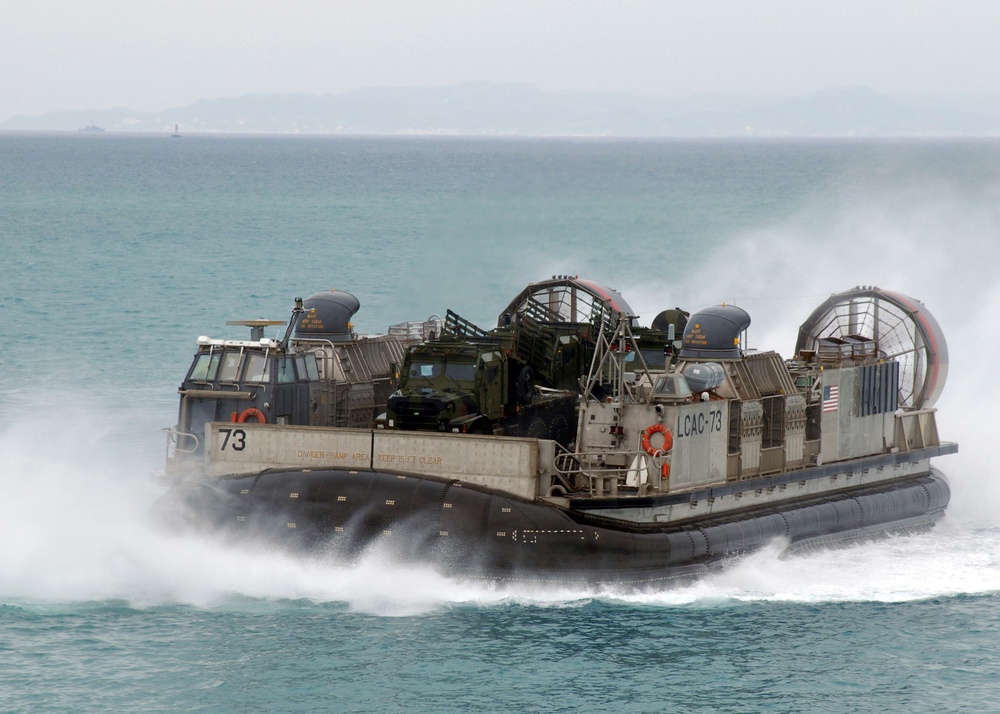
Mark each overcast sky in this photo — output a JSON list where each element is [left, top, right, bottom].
[[3, 1, 999, 123]]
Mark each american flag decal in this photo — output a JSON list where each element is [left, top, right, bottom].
[[823, 384, 840, 413]]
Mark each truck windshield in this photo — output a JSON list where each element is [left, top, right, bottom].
[[408, 361, 442, 380], [624, 348, 667, 369], [444, 362, 476, 383], [407, 360, 476, 385]]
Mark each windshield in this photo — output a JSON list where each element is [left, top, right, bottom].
[[188, 352, 220, 381], [653, 374, 691, 396], [406, 359, 477, 386], [244, 352, 271, 383]]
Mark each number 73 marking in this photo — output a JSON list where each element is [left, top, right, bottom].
[[219, 428, 247, 451]]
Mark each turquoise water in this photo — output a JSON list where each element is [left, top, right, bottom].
[[2, 133, 1000, 712]]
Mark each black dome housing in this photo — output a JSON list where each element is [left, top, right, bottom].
[[679, 304, 751, 360], [651, 307, 689, 335], [293, 289, 360, 342]]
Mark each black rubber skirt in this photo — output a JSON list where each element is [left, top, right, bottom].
[[155, 467, 950, 584]]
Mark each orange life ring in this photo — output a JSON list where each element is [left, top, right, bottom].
[[641, 423, 673, 456], [237, 407, 267, 424]]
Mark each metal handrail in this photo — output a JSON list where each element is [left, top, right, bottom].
[[163, 427, 200, 456], [555, 446, 667, 496]]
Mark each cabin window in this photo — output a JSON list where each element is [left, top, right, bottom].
[[218, 352, 243, 382], [302, 354, 320, 381], [293, 355, 320, 382], [244, 353, 270, 383], [208, 353, 221, 379], [189, 352, 220, 381], [653, 374, 691, 397], [276, 357, 297, 384]]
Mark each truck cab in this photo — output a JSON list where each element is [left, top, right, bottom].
[[385, 342, 507, 434]]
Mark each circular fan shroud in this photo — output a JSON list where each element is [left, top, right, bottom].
[[794, 287, 948, 410]]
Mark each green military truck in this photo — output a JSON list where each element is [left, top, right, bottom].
[[385, 338, 577, 444], [384, 304, 590, 446], [383, 275, 684, 448]]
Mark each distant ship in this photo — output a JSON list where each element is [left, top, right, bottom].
[[171, 123, 181, 138], [79, 124, 104, 133]]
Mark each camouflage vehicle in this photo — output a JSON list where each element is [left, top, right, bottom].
[[385, 332, 578, 444], [384, 276, 638, 446]]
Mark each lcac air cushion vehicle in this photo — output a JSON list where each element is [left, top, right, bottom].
[[157, 280, 955, 585]]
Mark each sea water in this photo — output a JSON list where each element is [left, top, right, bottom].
[[1, 133, 999, 713]]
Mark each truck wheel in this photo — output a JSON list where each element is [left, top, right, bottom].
[[526, 416, 548, 438], [548, 413, 572, 447], [515, 367, 535, 405]]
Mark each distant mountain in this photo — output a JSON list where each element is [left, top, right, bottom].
[[4, 83, 1000, 136]]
